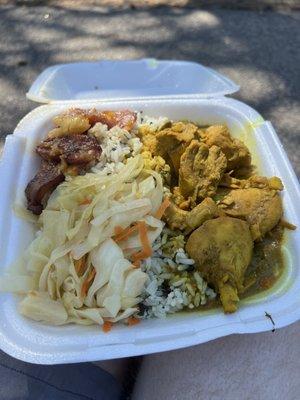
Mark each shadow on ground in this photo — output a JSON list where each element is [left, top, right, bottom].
[[0, 5, 299, 174]]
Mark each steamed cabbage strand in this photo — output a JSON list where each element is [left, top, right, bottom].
[[0, 155, 164, 326]]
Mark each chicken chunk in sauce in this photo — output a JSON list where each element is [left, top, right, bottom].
[[220, 174, 283, 191], [186, 217, 253, 313], [179, 140, 227, 202], [150, 119, 291, 313], [164, 197, 220, 232], [220, 187, 283, 240], [156, 122, 198, 174], [200, 125, 251, 171]]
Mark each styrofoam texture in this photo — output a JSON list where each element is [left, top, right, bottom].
[[0, 97, 299, 365], [26, 59, 239, 103]]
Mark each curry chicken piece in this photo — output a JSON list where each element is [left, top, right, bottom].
[[185, 197, 220, 233], [155, 122, 198, 174], [164, 200, 187, 230], [179, 140, 227, 201], [220, 187, 283, 240], [220, 174, 283, 191], [201, 125, 251, 171], [164, 197, 219, 232], [186, 216, 253, 313]]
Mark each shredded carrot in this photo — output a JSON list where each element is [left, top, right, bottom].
[[131, 249, 151, 262], [115, 220, 152, 264], [131, 222, 152, 262], [102, 321, 113, 333], [114, 224, 139, 243], [74, 256, 87, 277], [81, 267, 96, 298], [131, 250, 144, 262], [80, 198, 92, 206], [132, 260, 141, 268], [127, 317, 140, 326], [137, 221, 152, 256], [154, 197, 171, 220], [114, 225, 125, 236]]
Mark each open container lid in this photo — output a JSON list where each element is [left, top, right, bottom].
[[26, 59, 239, 103]]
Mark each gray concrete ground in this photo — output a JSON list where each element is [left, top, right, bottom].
[[1, 1, 300, 10], [0, 5, 299, 176]]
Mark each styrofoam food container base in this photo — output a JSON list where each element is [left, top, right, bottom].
[[0, 97, 299, 364]]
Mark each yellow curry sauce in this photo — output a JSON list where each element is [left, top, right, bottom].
[[242, 223, 285, 297]]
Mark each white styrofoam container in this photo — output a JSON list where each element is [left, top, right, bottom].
[[0, 60, 299, 364]]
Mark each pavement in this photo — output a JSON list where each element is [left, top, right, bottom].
[[0, 4, 299, 177], [2, 1, 299, 10]]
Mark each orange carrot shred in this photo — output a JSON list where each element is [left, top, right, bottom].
[[154, 197, 171, 219], [102, 321, 112, 333], [132, 260, 141, 268], [114, 226, 124, 236], [127, 317, 140, 326], [131, 251, 144, 262], [74, 256, 87, 277], [131, 249, 151, 262], [114, 224, 139, 243], [80, 198, 92, 206], [137, 221, 152, 257], [81, 267, 96, 298], [131, 222, 152, 263]]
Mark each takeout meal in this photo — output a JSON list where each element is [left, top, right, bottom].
[[0, 108, 296, 329]]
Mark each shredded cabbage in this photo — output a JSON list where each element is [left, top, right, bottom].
[[1, 155, 164, 327], [19, 291, 68, 325]]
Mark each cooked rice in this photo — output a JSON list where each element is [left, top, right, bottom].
[[89, 122, 142, 175], [136, 113, 170, 132], [140, 228, 216, 319]]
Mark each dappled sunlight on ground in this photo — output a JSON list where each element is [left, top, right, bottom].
[[0, 5, 299, 176]]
